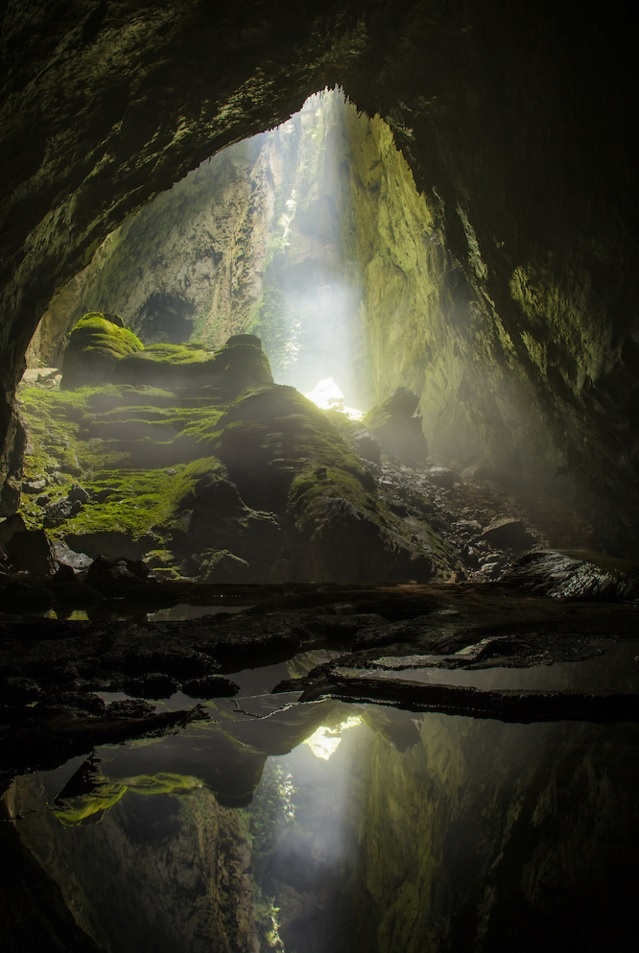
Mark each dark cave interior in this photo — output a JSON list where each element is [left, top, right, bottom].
[[2, 3, 639, 952]]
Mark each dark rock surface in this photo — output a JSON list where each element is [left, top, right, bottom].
[[6, 528, 56, 576], [2, 576, 639, 787], [362, 388, 428, 466]]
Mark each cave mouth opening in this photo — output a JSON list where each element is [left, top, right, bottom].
[[12, 85, 466, 591], [27, 85, 445, 417]]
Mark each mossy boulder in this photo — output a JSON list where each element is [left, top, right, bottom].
[[61, 312, 143, 389], [112, 335, 273, 396], [171, 465, 283, 573], [287, 466, 434, 583], [209, 336, 273, 398], [362, 387, 428, 465], [211, 383, 434, 582], [112, 342, 217, 390], [211, 384, 372, 511]]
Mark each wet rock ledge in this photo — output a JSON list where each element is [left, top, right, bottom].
[[2, 572, 639, 788]]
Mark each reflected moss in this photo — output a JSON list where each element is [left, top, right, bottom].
[[52, 772, 203, 827]]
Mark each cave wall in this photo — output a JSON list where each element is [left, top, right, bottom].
[[2, 0, 638, 552]]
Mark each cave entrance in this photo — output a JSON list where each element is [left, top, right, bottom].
[[28, 88, 445, 415]]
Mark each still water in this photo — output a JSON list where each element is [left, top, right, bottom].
[[3, 649, 639, 953]]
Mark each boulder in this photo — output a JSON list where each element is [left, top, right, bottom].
[[198, 549, 251, 583], [85, 554, 153, 597], [427, 466, 459, 489], [480, 518, 535, 552], [362, 388, 428, 466], [353, 431, 381, 464], [112, 335, 273, 396], [502, 550, 639, 600], [61, 312, 143, 389], [43, 497, 82, 528], [6, 528, 56, 576], [0, 513, 26, 551], [182, 471, 282, 563], [52, 540, 93, 573]]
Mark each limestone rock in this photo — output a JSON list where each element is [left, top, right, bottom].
[[85, 554, 153, 597], [61, 313, 143, 389], [480, 517, 535, 552], [502, 550, 639, 600], [362, 388, 428, 466], [6, 528, 56, 576]]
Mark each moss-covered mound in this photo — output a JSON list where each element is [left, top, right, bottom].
[[16, 368, 438, 584], [209, 336, 274, 398], [60, 320, 273, 401], [112, 336, 273, 397], [112, 342, 218, 390], [211, 384, 370, 510], [211, 384, 435, 582], [15, 378, 286, 580], [61, 313, 143, 389]]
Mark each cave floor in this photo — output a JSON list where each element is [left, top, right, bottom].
[[2, 579, 639, 790]]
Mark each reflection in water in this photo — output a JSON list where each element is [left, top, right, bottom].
[[3, 658, 639, 952]]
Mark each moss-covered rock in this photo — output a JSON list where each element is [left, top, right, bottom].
[[112, 335, 273, 398], [112, 342, 217, 390], [61, 313, 143, 389], [210, 383, 435, 582], [209, 335, 274, 397], [170, 463, 283, 574], [211, 383, 371, 511], [17, 368, 441, 584], [287, 466, 434, 583]]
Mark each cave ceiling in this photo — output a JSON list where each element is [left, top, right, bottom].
[[1, 0, 639, 552]]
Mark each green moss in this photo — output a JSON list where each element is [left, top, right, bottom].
[[67, 312, 143, 358], [52, 771, 203, 827], [61, 312, 144, 389], [123, 342, 211, 364], [18, 374, 231, 544], [287, 466, 376, 528], [53, 781, 126, 827], [61, 456, 224, 543]]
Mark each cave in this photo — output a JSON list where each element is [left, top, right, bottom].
[[1, 2, 639, 951]]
